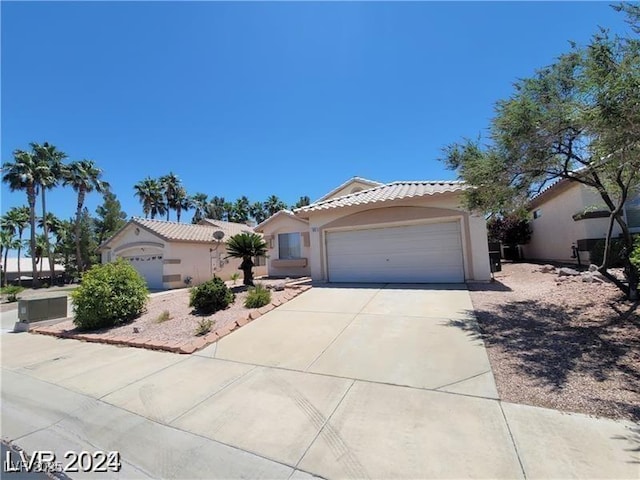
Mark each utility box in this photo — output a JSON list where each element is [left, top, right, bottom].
[[18, 296, 68, 322]]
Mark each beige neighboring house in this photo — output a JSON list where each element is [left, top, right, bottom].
[[98, 218, 266, 290], [521, 179, 640, 264], [256, 177, 491, 283], [0, 258, 65, 283]]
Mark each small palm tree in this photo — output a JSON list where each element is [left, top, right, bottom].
[[62, 160, 109, 273], [225, 232, 268, 286], [0, 229, 21, 287], [3, 206, 30, 286], [2, 150, 41, 287]]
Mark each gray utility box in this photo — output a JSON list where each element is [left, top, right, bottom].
[[18, 296, 68, 323]]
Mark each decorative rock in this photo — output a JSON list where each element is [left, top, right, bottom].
[[249, 310, 262, 320], [258, 304, 275, 315], [236, 315, 250, 327], [273, 281, 286, 291], [588, 264, 599, 272], [557, 267, 580, 276], [539, 264, 556, 273], [133, 327, 140, 334]]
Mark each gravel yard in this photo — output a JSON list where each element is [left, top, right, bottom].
[[50, 283, 290, 344], [468, 262, 639, 422]]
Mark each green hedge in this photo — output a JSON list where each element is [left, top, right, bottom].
[[71, 259, 148, 330]]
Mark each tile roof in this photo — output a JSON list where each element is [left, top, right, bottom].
[[296, 181, 466, 214], [130, 218, 253, 244], [315, 176, 384, 202], [254, 210, 309, 232], [199, 219, 256, 237]]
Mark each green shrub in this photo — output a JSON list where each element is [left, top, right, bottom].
[[630, 236, 640, 272], [2, 285, 25, 302], [189, 277, 235, 314], [195, 318, 214, 336], [244, 283, 271, 309], [71, 259, 149, 330], [230, 272, 241, 285], [155, 310, 172, 323], [589, 238, 626, 268]]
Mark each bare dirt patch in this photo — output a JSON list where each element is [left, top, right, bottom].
[[50, 283, 290, 343], [467, 262, 639, 422]]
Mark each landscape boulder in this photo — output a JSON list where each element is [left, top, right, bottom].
[[557, 267, 580, 277]]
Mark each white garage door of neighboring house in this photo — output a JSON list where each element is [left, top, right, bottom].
[[326, 222, 464, 283], [123, 254, 164, 289]]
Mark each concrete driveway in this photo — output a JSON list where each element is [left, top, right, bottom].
[[1, 285, 637, 479]]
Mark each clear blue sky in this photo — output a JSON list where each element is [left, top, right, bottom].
[[1, 1, 632, 223]]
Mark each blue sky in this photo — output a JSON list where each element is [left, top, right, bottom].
[[1, 1, 632, 223]]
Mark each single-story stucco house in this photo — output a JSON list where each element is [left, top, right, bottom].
[[521, 179, 640, 264], [0, 257, 65, 284], [255, 177, 491, 283], [98, 218, 266, 289]]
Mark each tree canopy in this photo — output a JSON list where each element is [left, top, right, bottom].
[[442, 4, 639, 298]]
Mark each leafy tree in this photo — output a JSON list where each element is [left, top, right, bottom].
[[134, 177, 166, 219], [63, 160, 109, 273], [2, 150, 41, 287], [53, 219, 77, 278], [264, 195, 287, 217], [190, 193, 208, 224], [3, 206, 29, 285], [486, 212, 532, 247], [225, 232, 268, 286], [94, 191, 127, 245], [31, 142, 66, 283], [293, 195, 311, 209], [442, 6, 639, 299], [250, 201, 267, 224]]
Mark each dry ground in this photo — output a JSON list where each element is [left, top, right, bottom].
[[51, 283, 289, 343], [467, 262, 639, 422]]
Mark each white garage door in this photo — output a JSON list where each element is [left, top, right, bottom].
[[326, 222, 464, 283], [123, 254, 164, 289]]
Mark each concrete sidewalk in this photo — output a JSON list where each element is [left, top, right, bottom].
[[1, 286, 637, 479]]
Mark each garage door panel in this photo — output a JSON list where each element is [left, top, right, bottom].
[[326, 222, 464, 283]]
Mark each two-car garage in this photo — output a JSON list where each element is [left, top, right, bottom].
[[325, 221, 465, 283]]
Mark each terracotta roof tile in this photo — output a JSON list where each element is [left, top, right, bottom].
[[296, 181, 466, 213], [132, 218, 253, 243]]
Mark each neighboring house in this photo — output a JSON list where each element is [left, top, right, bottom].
[[256, 177, 491, 283], [0, 257, 65, 284], [98, 218, 266, 290], [521, 179, 640, 264]]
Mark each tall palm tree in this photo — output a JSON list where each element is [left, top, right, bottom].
[[205, 196, 226, 220], [225, 232, 268, 286], [62, 160, 109, 273], [265, 195, 288, 216], [190, 193, 208, 224], [2, 150, 41, 287], [174, 187, 191, 223], [134, 177, 166, 219], [0, 230, 21, 287], [293, 195, 311, 209], [222, 201, 235, 222], [160, 172, 181, 221], [31, 142, 66, 283], [234, 196, 251, 223], [4, 206, 30, 286], [250, 201, 267, 224]]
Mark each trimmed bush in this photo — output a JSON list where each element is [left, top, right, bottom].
[[630, 237, 640, 272], [71, 259, 149, 330], [244, 283, 271, 308], [189, 277, 235, 314]]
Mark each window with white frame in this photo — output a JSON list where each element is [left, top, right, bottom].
[[624, 196, 640, 230], [278, 233, 301, 259]]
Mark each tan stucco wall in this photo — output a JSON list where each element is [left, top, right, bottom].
[[261, 215, 311, 277], [522, 184, 620, 263], [100, 223, 266, 289], [305, 193, 491, 282]]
